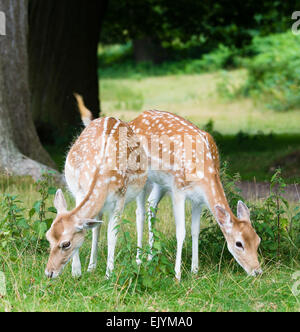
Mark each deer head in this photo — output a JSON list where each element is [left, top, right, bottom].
[[45, 190, 102, 278], [215, 201, 262, 276]]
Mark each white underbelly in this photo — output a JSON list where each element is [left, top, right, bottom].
[[124, 184, 143, 205], [147, 170, 174, 192], [147, 170, 207, 206]]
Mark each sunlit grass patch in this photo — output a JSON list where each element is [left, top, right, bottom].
[[100, 70, 300, 135], [0, 174, 299, 312]]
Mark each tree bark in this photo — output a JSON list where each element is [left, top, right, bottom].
[[28, 0, 108, 141], [0, 0, 57, 179]]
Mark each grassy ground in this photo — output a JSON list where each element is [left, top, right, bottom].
[[2, 245, 298, 312], [0, 178, 299, 312], [100, 70, 300, 135]]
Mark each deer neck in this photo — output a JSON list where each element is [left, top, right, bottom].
[[204, 171, 235, 221], [71, 170, 108, 220]]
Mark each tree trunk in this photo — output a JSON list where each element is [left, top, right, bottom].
[[28, 0, 108, 142], [133, 37, 166, 64], [0, 0, 58, 180]]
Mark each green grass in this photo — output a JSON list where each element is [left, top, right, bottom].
[[1, 245, 299, 312], [100, 70, 300, 135], [0, 179, 299, 312]]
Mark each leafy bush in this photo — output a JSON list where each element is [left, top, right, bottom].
[[111, 207, 174, 293], [240, 31, 300, 111], [0, 195, 29, 251], [250, 169, 291, 258], [99, 44, 237, 79], [0, 172, 57, 255]]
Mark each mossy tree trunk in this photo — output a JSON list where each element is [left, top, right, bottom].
[[0, 0, 108, 179], [0, 0, 57, 179]]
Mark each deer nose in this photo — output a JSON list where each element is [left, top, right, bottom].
[[45, 269, 54, 279], [252, 268, 263, 276]]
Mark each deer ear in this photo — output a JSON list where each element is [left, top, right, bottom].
[[215, 205, 232, 231], [76, 219, 103, 231], [54, 189, 67, 213], [237, 201, 250, 223]]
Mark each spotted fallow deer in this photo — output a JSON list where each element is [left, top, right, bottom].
[[45, 110, 147, 279], [129, 110, 262, 280], [76, 96, 262, 281]]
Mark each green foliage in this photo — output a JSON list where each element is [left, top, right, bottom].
[[29, 171, 57, 247], [220, 161, 243, 211], [216, 70, 244, 100], [99, 44, 237, 79], [102, 0, 293, 53], [111, 207, 174, 293], [239, 32, 300, 111], [252, 169, 290, 258], [0, 195, 29, 251], [0, 172, 57, 254], [98, 43, 133, 67]]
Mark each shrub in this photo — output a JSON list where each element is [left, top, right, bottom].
[[99, 43, 237, 78], [110, 208, 174, 293], [0, 194, 29, 251], [0, 172, 57, 255], [240, 31, 300, 111], [250, 169, 291, 258]]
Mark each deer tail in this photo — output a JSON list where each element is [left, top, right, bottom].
[[74, 93, 93, 127]]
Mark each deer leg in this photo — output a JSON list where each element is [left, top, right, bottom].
[[106, 198, 125, 278], [136, 190, 146, 265], [71, 193, 85, 277], [147, 184, 164, 261], [72, 249, 82, 278], [172, 191, 186, 281], [191, 203, 202, 274], [87, 212, 103, 272]]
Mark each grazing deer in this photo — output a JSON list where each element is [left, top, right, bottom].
[[75, 96, 262, 280], [45, 109, 147, 279], [129, 110, 262, 280]]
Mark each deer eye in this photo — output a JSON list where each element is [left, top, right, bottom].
[[236, 241, 244, 249], [61, 241, 71, 249]]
